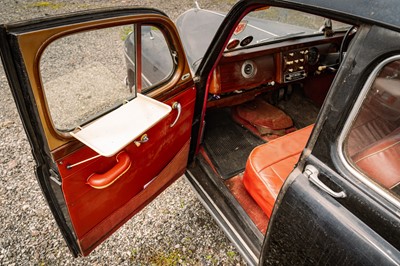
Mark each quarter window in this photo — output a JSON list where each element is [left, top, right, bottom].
[[124, 25, 174, 93], [343, 59, 400, 198]]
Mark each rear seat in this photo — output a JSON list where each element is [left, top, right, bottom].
[[243, 125, 313, 217], [352, 127, 400, 189]]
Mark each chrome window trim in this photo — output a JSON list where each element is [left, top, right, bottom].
[[337, 55, 400, 211]]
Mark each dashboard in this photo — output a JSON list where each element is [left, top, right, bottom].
[[208, 33, 345, 97]]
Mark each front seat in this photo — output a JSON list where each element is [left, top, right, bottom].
[[243, 125, 314, 217]]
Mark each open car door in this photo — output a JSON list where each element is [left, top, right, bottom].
[[0, 8, 195, 256]]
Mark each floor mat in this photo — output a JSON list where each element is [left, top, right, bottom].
[[232, 97, 296, 142], [235, 97, 293, 132], [203, 108, 265, 179], [277, 89, 320, 129]]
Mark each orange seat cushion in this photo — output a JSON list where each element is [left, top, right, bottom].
[[243, 125, 314, 217]]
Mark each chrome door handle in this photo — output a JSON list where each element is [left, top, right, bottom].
[[170, 102, 181, 127], [304, 165, 346, 198]]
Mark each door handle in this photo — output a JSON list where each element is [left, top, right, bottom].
[[170, 102, 181, 127], [304, 164, 346, 198], [87, 151, 131, 189]]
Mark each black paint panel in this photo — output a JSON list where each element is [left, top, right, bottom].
[[262, 173, 400, 265], [311, 25, 400, 249]]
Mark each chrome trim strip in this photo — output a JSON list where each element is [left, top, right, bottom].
[[184, 173, 259, 266], [337, 55, 400, 211]]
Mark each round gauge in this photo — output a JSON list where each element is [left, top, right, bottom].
[[240, 36, 253, 47], [308, 47, 320, 65], [241, 60, 257, 78]]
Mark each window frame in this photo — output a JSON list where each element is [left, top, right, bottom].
[[138, 24, 176, 93], [337, 54, 400, 210], [38, 21, 178, 133]]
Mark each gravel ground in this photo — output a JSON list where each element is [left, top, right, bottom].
[[0, 0, 247, 265]]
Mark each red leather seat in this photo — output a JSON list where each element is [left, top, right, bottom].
[[352, 127, 400, 189], [243, 125, 313, 217], [346, 103, 396, 157]]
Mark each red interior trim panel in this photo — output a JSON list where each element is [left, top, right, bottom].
[[55, 87, 196, 254]]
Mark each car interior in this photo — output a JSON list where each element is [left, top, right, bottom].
[[191, 23, 348, 234], [184, 6, 368, 241], [345, 60, 400, 195], [186, 6, 400, 248]]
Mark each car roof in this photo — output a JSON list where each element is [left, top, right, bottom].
[[282, 0, 400, 30]]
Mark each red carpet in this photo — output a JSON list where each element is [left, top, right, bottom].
[[225, 174, 269, 234]]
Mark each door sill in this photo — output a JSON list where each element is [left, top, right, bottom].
[[185, 156, 263, 265]]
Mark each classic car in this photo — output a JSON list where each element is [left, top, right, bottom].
[[0, 0, 399, 265]]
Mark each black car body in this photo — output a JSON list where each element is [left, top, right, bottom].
[[0, 0, 399, 265]]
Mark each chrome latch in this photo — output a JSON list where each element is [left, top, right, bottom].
[[134, 134, 149, 147], [304, 165, 346, 198]]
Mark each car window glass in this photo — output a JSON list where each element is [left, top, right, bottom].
[[40, 24, 173, 131], [227, 7, 349, 50], [344, 59, 400, 198], [139, 26, 174, 92]]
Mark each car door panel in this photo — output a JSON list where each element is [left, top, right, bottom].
[[0, 8, 195, 256], [262, 168, 400, 265], [57, 88, 195, 253], [79, 139, 191, 255]]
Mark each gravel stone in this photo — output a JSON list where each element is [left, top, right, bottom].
[[0, 0, 247, 265]]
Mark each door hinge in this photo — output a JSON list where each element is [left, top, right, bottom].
[[304, 164, 346, 198]]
